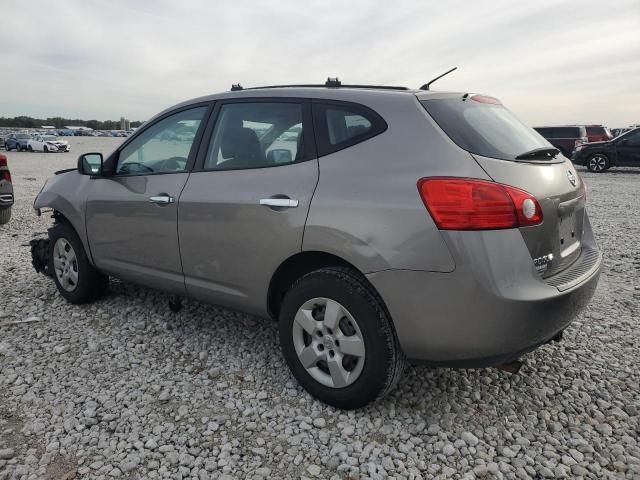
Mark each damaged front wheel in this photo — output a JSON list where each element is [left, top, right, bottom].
[[47, 222, 108, 304]]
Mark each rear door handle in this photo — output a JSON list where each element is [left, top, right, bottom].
[[149, 195, 175, 206], [259, 198, 299, 208]]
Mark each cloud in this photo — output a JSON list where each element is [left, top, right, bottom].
[[0, 0, 638, 126]]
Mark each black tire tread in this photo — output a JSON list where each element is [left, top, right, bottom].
[[281, 266, 406, 408], [0, 207, 10, 225]]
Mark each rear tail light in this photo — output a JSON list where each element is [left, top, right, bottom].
[[0, 155, 10, 183], [417, 178, 543, 230], [575, 138, 588, 147]]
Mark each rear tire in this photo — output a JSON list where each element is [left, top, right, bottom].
[[279, 267, 405, 409], [0, 207, 11, 225], [48, 222, 108, 304], [587, 153, 609, 172]]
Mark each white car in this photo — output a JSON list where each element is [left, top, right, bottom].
[[27, 135, 70, 153]]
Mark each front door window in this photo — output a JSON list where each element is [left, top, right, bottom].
[[117, 107, 206, 175]]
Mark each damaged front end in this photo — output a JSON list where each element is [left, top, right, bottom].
[[30, 236, 52, 277]]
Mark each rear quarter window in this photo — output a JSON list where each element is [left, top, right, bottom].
[[312, 101, 387, 157], [421, 96, 550, 161]]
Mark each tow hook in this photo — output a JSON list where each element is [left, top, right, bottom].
[[29, 236, 52, 277], [496, 360, 523, 374]]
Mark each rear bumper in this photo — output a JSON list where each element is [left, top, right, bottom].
[[367, 218, 602, 366]]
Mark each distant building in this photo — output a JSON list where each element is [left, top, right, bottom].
[[41, 125, 56, 130], [120, 117, 130, 130]]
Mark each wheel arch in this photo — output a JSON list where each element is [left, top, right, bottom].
[[267, 251, 381, 320], [34, 171, 94, 263]]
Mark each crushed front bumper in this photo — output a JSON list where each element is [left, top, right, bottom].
[[30, 237, 52, 276]]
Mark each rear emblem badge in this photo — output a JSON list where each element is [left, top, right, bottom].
[[567, 170, 576, 187], [534, 253, 554, 274]]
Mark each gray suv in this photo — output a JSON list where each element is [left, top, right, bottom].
[[32, 82, 602, 409]]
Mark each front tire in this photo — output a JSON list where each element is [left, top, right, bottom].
[[27, 145, 32, 152], [0, 207, 11, 225], [587, 153, 609, 172], [279, 267, 405, 409], [48, 222, 108, 304], [43, 145, 48, 153]]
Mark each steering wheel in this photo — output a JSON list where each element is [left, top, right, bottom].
[[162, 156, 188, 171], [118, 162, 154, 174]]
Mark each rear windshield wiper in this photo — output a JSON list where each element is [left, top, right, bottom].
[[515, 147, 560, 160]]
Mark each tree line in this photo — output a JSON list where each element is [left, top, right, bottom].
[[0, 116, 144, 130]]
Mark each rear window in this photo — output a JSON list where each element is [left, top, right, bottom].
[[421, 96, 550, 161], [586, 127, 612, 137], [312, 102, 387, 157], [535, 127, 583, 139]]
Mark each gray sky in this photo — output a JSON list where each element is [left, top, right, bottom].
[[1, 0, 638, 126]]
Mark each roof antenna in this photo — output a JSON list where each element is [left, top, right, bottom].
[[419, 67, 457, 91]]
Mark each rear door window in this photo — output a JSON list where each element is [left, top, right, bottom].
[[203, 102, 309, 170], [421, 95, 550, 161], [312, 102, 387, 157]]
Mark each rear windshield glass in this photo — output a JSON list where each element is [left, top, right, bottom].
[[421, 96, 551, 161]]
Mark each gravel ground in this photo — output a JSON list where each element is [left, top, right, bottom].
[[0, 137, 639, 480]]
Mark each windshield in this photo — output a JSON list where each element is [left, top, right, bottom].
[[616, 127, 639, 141], [421, 96, 552, 161]]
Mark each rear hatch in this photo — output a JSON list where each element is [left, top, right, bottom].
[[420, 93, 586, 277]]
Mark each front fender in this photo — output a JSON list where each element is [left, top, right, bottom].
[[34, 171, 93, 263]]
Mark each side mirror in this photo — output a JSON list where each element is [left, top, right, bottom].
[[78, 152, 103, 175], [267, 148, 293, 164]]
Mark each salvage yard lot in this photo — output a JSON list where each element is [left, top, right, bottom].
[[1, 137, 639, 479]]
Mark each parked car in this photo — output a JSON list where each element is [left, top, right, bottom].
[[0, 154, 13, 224], [5, 133, 32, 151], [584, 125, 613, 143], [533, 126, 588, 157], [28, 135, 70, 153], [572, 127, 640, 172], [31, 83, 601, 409]]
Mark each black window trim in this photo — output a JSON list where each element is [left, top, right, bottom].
[[193, 97, 317, 173], [104, 101, 214, 178], [311, 99, 388, 157]]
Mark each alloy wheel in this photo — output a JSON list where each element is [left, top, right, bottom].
[[52, 238, 79, 292], [292, 297, 366, 388], [589, 155, 607, 172]]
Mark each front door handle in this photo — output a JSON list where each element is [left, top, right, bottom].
[[259, 198, 299, 208], [149, 195, 175, 206]]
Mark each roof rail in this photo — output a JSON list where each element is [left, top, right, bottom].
[[229, 78, 409, 92]]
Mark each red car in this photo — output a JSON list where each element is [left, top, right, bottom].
[[0, 154, 13, 224], [584, 125, 613, 143]]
